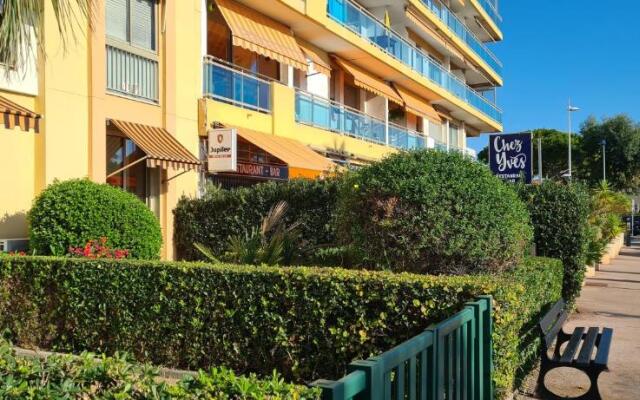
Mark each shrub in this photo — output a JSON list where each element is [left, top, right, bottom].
[[174, 178, 340, 261], [0, 340, 318, 399], [28, 179, 162, 259], [518, 181, 591, 302], [0, 255, 562, 397], [336, 150, 533, 274]]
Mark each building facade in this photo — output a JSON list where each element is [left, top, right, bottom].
[[0, 0, 503, 258]]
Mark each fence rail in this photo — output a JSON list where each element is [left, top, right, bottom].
[[314, 296, 493, 400]]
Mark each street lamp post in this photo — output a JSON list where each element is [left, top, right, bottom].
[[601, 139, 607, 182], [567, 100, 580, 181]]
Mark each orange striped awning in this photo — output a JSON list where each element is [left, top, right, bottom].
[[234, 127, 335, 178], [393, 84, 442, 123], [297, 39, 332, 76], [215, 0, 308, 72], [333, 57, 403, 105], [110, 119, 201, 171], [0, 95, 41, 133]]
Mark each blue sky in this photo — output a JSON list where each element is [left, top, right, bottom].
[[467, 1, 640, 153]]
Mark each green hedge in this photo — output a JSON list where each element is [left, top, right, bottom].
[[0, 340, 318, 399], [28, 179, 162, 259], [518, 182, 591, 302], [0, 256, 562, 398], [174, 178, 339, 261], [336, 150, 533, 274]]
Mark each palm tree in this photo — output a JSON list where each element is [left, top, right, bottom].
[[0, 0, 91, 70]]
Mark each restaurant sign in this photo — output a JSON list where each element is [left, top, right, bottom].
[[207, 128, 237, 172], [489, 132, 533, 184], [236, 162, 289, 180]]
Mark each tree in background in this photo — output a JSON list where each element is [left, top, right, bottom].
[[578, 115, 640, 190], [0, 0, 91, 70]]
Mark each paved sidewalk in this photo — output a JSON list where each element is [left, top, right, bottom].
[[525, 241, 640, 399]]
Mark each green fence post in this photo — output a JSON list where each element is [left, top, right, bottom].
[[349, 359, 383, 400], [465, 301, 481, 400], [478, 296, 494, 399]]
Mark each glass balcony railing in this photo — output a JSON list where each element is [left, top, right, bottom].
[[327, 0, 502, 124], [421, 0, 502, 76], [203, 56, 271, 113], [295, 90, 425, 151], [477, 0, 502, 28]]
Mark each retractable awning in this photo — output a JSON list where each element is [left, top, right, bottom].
[[393, 84, 442, 123], [0, 95, 41, 133], [234, 127, 335, 178], [215, 0, 308, 71], [297, 39, 332, 76], [332, 57, 403, 105], [110, 119, 201, 171]]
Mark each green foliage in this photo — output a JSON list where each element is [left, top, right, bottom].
[[517, 181, 591, 302], [0, 340, 317, 399], [174, 178, 339, 262], [579, 115, 640, 190], [28, 179, 162, 259], [0, 255, 562, 397], [336, 150, 533, 274]]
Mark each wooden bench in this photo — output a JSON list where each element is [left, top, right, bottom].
[[537, 299, 614, 400]]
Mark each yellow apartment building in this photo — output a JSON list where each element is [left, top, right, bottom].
[[0, 0, 503, 259]]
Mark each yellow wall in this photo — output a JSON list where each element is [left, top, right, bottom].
[[204, 83, 396, 162]]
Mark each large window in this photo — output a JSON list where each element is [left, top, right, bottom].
[[106, 0, 157, 51], [106, 134, 161, 217]]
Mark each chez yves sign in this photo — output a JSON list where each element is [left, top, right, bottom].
[[489, 132, 533, 184], [207, 128, 289, 180]]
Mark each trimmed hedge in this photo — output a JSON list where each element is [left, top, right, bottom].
[[28, 179, 162, 259], [174, 178, 339, 261], [0, 256, 562, 398], [518, 182, 591, 302], [0, 340, 318, 399], [336, 150, 533, 274]]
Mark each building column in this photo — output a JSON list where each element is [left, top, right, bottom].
[[384, 97, 389, 145]]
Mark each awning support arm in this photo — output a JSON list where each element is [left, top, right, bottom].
[[163, 168, 195, 183], [106, 156, 149, 179]]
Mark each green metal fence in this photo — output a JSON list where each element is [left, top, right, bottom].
[[314, 296, 493, 400]]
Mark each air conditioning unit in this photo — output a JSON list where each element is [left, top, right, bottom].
[[0, 238, 29, 253]]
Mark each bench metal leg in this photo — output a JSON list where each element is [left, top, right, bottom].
[[537, 364, 606, 400]]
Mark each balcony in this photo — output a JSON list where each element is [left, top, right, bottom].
[[420, 0, 502, 76], [106, 42, 159, 103], [326, 0, 502, 125], [477, 0, 502, 28], [203, 56, 271, 113], [295, 89, 426, 151]]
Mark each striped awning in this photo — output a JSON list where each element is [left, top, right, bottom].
[[110, 119, 201, 171], [297, 39, 332, 76], [0, 95, 41, 133], [393, 84, 442, 123], [333, 57, 403, 106], [215, 0, 308, 71]]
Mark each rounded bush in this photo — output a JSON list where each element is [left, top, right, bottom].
[[28, 179, 162, 259], [336, 150, 533, 274]]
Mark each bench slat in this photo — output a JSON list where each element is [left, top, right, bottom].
[[559, 327, 585, 363], [540, 300, 566, 332], [594, 328, 614, 366], [544, 311, 568, 348], [576, 327, 599, 366]]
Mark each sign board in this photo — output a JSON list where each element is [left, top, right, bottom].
[[236, 162, 289, 180], [207, 128, 237, 172], [488, 132, 533, 184]]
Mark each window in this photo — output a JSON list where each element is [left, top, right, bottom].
[[106, 134, 161, 217], [106, 0, 157, 51], [449, 124, 460, 149]]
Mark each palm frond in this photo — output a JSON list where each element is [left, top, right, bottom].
[[193, 242, 220, 263], [0, 0, 93, 75], [260, 201, 288, 235]]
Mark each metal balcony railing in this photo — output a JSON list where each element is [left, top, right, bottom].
[[421, 0, 502, 76], [327, 0, 502, 124], [106, 42, 159, 103], [203, 56, 272, 113], [295, 89, 426, 151], [477, 0, 502, 27]]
